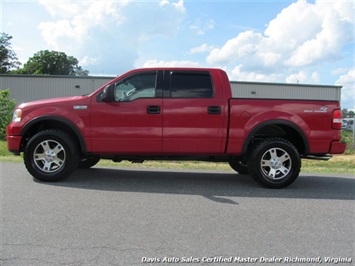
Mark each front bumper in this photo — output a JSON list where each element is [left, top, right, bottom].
[[6, 135, 22, 155]]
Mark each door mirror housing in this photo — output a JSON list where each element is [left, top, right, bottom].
[[97, 84, 114, 102]]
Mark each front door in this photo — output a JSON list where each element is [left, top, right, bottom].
[[90, 71, 163, 154]]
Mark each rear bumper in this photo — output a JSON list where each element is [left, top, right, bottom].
[[330, 141, 347, 154], [302, 141, 346, 161], [6, 135, 22, 155]]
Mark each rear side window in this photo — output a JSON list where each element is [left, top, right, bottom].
[[170, 71, 213, 98]]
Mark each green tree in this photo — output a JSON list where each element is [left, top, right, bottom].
[[16, 50, 89, 76], [0, 90, 16, 140], [0, 33, 21, 73], [342, 108, 348, 118], [342, 109, 355, 118]]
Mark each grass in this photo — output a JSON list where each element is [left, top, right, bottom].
[[341, 130, 355, 154], [0, 140, 13, 156], [97, 155, 355, 175], [302, 154, 355, 175], [1, 131, 354, 175]]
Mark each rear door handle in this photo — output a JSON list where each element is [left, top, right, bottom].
[[147, 105, 160, 114], [208, 106, 221, 115]]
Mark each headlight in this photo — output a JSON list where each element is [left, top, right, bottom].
[[12, 109, 22, 122]]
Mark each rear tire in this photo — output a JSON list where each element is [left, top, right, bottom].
[[248, 138, 301, 188], [24, 130, 79, 182], [229, 158, 249, 174]]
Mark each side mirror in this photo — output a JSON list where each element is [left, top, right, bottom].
[[97, 84, 114, 102]]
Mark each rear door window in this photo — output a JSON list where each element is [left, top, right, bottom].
[[169, 71, 214, 98]]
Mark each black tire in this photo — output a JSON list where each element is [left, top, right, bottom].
[[78, 156, 100, 169], [248, 138, 301, 188], [228, 158, 249, 174], [24, 129, 79, 182]]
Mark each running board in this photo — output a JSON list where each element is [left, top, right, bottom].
[[301, 155, 332, 161]]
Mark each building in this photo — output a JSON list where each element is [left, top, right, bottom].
[[0, 74, 114, 104], [230, 81, 341, 101], [1, 74, 342, 105]]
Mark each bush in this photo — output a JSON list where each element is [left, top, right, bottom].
[[342, 130, 355, 154], [0, 90, 16, 140]]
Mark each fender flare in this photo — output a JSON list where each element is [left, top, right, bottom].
[[20, 115, 87, 154], [242, 119, 309, 155]]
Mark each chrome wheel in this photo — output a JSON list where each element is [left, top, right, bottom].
[[248, 138, 301, 188], [33, 140, 66, 173], [261, 148, 291, 180], [24, 130, 79, 182]]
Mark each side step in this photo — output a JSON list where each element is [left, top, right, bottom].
[[301, 155, 332, 161]]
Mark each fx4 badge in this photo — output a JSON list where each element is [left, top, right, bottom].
[[304, 106, 328, 113]]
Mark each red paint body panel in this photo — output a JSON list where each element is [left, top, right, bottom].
[[6, 135, 22, 153], [90, 98, 163, 154], [227, 99, 344, 155], [162, 98, 228, 154], [7, 96, 91, 147], [7, 67, 346, 159]]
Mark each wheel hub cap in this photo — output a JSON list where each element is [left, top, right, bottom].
[[270, 158, 282, 169], [261, 147, 292, 180], [33, 140, 66, 173], [44, 150, 57, 162]]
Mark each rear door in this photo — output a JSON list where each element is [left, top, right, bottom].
[[162, 70, 227, 154]]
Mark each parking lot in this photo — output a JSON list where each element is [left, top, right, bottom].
[[1, 162, 354, 265]]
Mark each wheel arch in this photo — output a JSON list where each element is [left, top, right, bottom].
[[20, 116, 87, 156], [242, 120, 309, 156]]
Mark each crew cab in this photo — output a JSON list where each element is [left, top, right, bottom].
[[7, 68, 346, 188]]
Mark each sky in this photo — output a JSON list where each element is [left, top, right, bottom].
[[1, 0, 354, 110]]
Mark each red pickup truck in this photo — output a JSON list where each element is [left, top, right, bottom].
[[7, 68, 346, 188]]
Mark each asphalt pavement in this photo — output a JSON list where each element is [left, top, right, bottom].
[[1, 162, 354, 265]]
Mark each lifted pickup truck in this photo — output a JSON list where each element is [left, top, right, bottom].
[[7, 68, 346, 188]]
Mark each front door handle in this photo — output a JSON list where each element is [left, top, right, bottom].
[[208, 106, 221, 114], [147, 105, 160, 114]]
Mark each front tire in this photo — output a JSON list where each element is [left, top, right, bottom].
[[78, 156, 100, 169], [24, 130, 79, 182], [248, 138, 301, 188]]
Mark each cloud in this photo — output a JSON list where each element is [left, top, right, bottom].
[[160, 0, 185, 11], [284, 1, 354, 66], [38, 0, 109, 19], [189, 17, 215, 36], [38, 0, 127, 50], [38, 0, 186, 74], [286, 71, 320, 84], [205, 0, 354, 77], [79, 56, 98, 67], [230, 65, 280, 82], [336, 69, 355, 110], [142, 59, 201, 68], [207, 31, 263, 65], [189, 44, 214, 54]]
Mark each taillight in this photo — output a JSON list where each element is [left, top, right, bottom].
[[332, 109, 342, 129]]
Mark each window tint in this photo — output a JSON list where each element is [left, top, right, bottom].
[[114, 73, 157, 101], [170, 72, 213, 98]]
